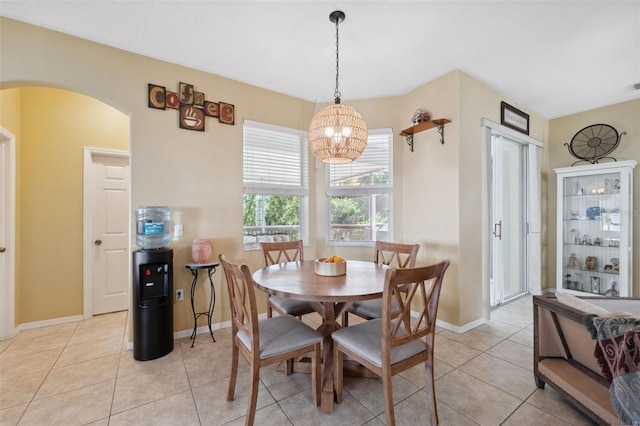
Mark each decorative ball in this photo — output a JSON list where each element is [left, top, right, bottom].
[[411, 108, 431, 124]]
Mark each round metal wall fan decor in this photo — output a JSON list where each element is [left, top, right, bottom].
[[564, 124, 625, 166]]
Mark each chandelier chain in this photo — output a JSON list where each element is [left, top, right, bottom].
[[334, 16, 341, 102]]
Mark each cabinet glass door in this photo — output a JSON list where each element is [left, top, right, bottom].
[[561, 172, 622, 296]]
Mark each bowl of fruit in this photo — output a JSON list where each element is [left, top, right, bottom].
[[314, 256, 347, 276]]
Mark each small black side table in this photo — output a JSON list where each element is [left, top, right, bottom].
[[185, 262, 219, 347]]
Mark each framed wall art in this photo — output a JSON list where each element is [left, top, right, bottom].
[[500, 101, 529, 135], [148, 81, 235, 130]]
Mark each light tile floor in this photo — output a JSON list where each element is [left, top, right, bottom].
[[0, 295, 597, 425]]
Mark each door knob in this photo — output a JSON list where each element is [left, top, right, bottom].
[[0, 247, 5, 253], [94, 239, 102, 246]]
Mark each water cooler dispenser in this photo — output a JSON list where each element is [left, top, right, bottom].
[[132, 248, 173, 360]]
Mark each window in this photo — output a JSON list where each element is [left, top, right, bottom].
[[243, 120, 308, 250], [327, 129, 393, 245]]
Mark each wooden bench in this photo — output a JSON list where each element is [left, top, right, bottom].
[[533, 295, 639, 425]]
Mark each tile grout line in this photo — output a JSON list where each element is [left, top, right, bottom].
[[106, 320, 128, 425]]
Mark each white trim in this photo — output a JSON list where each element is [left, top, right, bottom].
[[436, 317, 486, 334], [326, 128, 394, 245], [481, 119, 543, 148], [554, 159, 638, 175], [16, 315, 84, 332], [0, 127, 16, 341], [410, 310, 485, 334], [83, 147, 130, 320], [172, 318, 236, 340], [243, 119, 308, 138]]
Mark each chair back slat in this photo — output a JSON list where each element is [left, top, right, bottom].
[[374, 241, 419, 269], [260, 240, 304, 266], [219, 254, 259, 353], [382, 261, 450, 350]]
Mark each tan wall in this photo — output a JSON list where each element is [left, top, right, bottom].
[[2, 16, 581, 336], [548, 99, 640, 297], [0, 17, 322, 334], [396, 72, 461, 324], [0, 88, 23, 323], [458, 72, 550, 322], [0, 87, 129, 323]]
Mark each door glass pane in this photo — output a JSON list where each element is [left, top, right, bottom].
[[491, 135, 528, 308], [499, 140, 527, 300]]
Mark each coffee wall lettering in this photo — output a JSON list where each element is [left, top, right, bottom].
[[147, 82, 235, 131]]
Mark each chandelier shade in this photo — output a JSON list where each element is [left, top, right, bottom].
[[309, 103, 368, 164], [309, 10, 368, 164]]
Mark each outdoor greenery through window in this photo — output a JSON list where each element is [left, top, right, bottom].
[[327, 129, 393, 245], [243, 120, 308, 250]]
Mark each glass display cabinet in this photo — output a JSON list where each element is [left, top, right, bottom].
[[555, 160, 637, 297]]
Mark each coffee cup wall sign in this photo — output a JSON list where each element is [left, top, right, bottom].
[[148, 82, 235, 131]]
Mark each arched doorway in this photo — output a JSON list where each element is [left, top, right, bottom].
[[0, 86, 130, 336]]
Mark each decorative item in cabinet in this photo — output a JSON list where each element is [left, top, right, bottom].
[[555, 160, 637, 297]]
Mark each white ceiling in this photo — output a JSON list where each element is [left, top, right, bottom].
[[1, 0, 639, 119]]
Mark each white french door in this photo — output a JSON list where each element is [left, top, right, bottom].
[[483, 119, 542, 313], [491, 135, 528, 307]]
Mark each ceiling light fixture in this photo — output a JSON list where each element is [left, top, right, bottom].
[[308, 10, 368, 164]]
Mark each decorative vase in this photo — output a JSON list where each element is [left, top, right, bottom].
[[192, 239, 213, 264]]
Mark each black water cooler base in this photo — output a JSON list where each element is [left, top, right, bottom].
[[134, 304, 174, 361], [132, 248, 174, 361]]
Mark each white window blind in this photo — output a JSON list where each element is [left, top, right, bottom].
[[243, 120, 308, 195], [328, 129, 393, 191]]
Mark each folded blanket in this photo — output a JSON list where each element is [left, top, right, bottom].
[[586, 315, 640, 425]]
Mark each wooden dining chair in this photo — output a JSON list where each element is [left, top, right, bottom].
[[332, 260, 450, 426], [342, 241, 420, 326], [218, 254, 322, 426], [260, 240, 315, 319]]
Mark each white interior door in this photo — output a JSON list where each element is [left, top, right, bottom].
[[85, 149, 130, 316], [490, 135, 527, 307], [0, 127, 16, 340]]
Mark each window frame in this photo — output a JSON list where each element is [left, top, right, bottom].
[[326, 128, 393, 247], [242, 120, 309, 251]]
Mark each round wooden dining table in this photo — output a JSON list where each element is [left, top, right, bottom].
[[252, 260, 389, 413]]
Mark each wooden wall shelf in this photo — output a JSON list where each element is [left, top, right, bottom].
[[400, 119, 451, 152]]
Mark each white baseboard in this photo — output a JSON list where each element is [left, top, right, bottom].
[[172, 319, 233, 340], [436, 317, 486, 334], [16, 315, 85, 332], [410, 310, 485, 334]]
